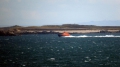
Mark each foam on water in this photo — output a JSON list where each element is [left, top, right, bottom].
[[63, 35, 120, 38]]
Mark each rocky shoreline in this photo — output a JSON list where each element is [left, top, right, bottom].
[[0, 29, 120, 36], [1, 24, 120, 36]]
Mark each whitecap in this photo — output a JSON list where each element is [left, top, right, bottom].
[[22, 64, 26, 66], [85, 56, 90, 59], [84, 60, 89, 62], [48, 58, 55, 61]]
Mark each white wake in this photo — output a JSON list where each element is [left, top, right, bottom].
[[63, 35, 120, 38]]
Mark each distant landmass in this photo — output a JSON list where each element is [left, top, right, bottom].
[[88, 20, 120, 26], [0, 24, 120, 36]]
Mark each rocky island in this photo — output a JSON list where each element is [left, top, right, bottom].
[[0, 24, 120, 36]]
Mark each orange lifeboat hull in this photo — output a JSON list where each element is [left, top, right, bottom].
[[58, 32, 70, 37]]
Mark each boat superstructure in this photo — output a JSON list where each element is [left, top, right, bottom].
[[58, 32, 70, 37]]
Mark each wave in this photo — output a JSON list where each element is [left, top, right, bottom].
[[63, 35, 120, 38]]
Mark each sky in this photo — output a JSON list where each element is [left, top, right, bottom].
[[0, 0, 120, 27]]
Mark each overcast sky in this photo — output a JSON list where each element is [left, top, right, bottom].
[[0, 0, 120, 27]]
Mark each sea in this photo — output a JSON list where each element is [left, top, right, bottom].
[[0, 33, 120, 67]]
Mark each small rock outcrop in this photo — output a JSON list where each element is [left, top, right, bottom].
[[0, 29, 20, 36]]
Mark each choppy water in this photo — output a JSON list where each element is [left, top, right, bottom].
[[0, 33, 120, 67]]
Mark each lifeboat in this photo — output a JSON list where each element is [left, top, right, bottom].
[[58, 32, 70, 37]]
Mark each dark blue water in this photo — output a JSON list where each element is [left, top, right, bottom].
[[0, 33, 120, 67]]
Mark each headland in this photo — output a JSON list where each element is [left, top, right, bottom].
[[0, 24, 120, 36]]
